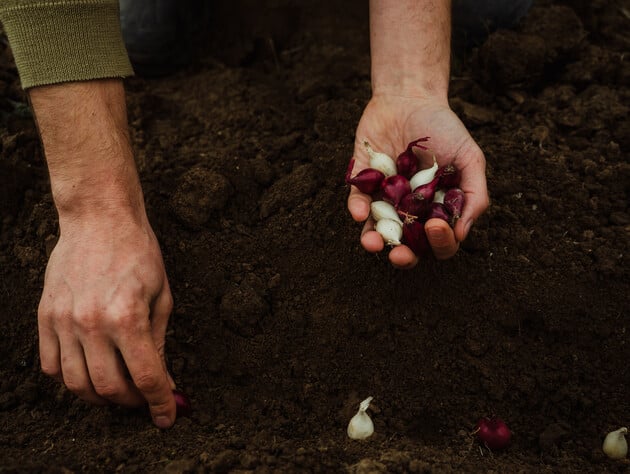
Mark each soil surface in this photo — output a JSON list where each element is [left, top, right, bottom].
[[1, 1, 629, 472]]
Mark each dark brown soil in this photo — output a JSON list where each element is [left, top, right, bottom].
[[1, 1, 629, 472]]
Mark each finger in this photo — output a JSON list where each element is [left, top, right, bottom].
[[455, 149, 489, 242], [389, 245, 418, 269], [149, 281, 173, 349], [362, 222, 418, 268], [38, 313, 62, 382], [117, 328, 176, 428], [360, 229, 384, 253], [58, 333, 108, 405], [425, 218, 459, 260], [82, 338, 145, 407], [347, 187, 371, 222], [150, 283, 175, 390]]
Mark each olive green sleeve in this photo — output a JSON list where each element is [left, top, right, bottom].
[[0, 0, 134, 89]]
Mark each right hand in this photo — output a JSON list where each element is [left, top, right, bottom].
[[347, 94, 489, 268], [38, 211, 176, 428]]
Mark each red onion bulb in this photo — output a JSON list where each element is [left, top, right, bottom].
[[381, 175, 411, 206], [395, 137, 429, 179], [428, 202, 451, 223], [402, 220, 430, 257], [475, 417, 511, 450], [173, 389, 192, 418], [436, 163, 461, 188], [397, 193, 429, 221], [412, 176, 440, 203], [444, 188, 465, 220], [345, 158, 385, 195]]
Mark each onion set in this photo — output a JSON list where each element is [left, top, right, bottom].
[[173, 389, 192, 418], [475, 416, 511, 450], [347, 396, 375, 440], [345, 138, 466, 256], [603, 427, 628, 460]]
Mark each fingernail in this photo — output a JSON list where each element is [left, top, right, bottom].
[[154, 416, 172, 429]]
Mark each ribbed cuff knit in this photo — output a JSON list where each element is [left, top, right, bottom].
[[0, 0, 134, 89]]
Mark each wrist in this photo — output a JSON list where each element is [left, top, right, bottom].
[[371, 72, 450, 103], [49, 143, 146, 223]]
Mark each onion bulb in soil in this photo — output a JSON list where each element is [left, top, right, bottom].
[[603, 427, 628, 460], [347, 396, 375, 440], [173, 390, 192, 418], [348, 138, 466, 257], [475, 417, 511, 450]]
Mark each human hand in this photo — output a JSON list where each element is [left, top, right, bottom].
[[28, 79, 177, 427], [347, 94, 489, 269], [38, 212, 176, 427]]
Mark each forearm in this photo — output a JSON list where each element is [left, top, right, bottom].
[[29, 79, 145, 224], [369, 0, 451, 101]]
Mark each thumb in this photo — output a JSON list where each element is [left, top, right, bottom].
[[145, 369, 176, 429], [121, 333, 176, 428]]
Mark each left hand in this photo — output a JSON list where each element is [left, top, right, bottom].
[[347, 94, 489, 269]]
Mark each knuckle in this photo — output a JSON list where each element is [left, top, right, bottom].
[[64, 378, 89, 397], [37, 292, 55, 316], [149, 396, 174, 417], [92, 382, 120, 399], [37, 304, 52, 321], [115, 311, 145, 331], [150, 400, 170, 415], [39, 305, 70, 328], [150, 401, 172, 418], [90, 368, 117, 398], [110, 301, 150, 331], [134, 371, 162, 394], [40, 362, 60, 378], [75, 311, 103, 334]]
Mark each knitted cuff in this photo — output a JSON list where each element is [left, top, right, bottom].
[[0, 0, 134, 89]]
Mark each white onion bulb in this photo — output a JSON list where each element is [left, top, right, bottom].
[[409, 155, 438, 190], [433, 188, 445, 204], [603, 427, 628, 460], [364, 141, 397, 177], [375, 219, 402, 246], [347, 396, 374, 440], [370, 201, 402, 224]]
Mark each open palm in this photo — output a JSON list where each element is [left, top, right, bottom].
[[347, 95, 489, 268]]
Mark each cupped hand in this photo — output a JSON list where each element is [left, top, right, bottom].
[[347, 94, 489, 268], [37, 213, 176, 428]]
